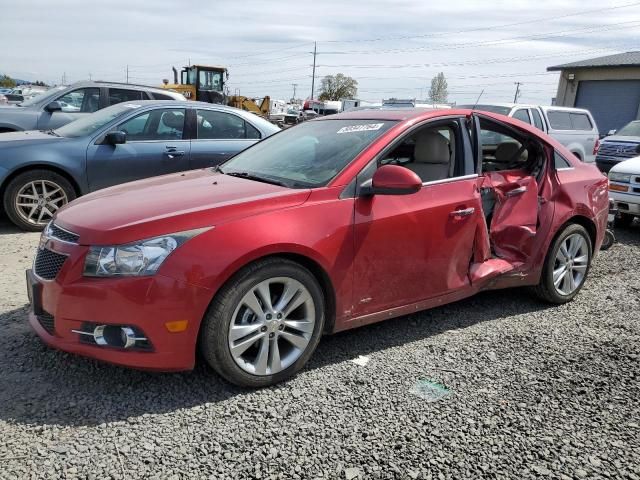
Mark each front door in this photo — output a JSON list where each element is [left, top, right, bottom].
[[87, 107, 190, 191], [189, 109, 262, 169], [351, 119, 482, 316]]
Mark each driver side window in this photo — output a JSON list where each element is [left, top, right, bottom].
[[379, 122, 461, 183], [56, 88, 100, 113], [117, 108, 185, 141]]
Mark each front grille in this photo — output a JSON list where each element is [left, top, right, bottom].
[[37, 312, 55, 335], [49, 224, 79, 244], [34, 248, 68, 280], [596, 142, 640, 160]]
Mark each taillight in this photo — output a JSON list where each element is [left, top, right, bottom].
[[593, 139, 600, 155]]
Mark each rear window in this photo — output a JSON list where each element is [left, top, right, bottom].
[[570, 113, 593, 131], [547, 110, 593, 131], [151, 92, 178, 100], [546, 111, 572, 130]]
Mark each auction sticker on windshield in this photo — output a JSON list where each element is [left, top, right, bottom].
[[337, 123, 384, 134]]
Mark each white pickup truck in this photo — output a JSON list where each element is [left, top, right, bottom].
[[460, 103, 599, 163], [608, 155, 640, 227]]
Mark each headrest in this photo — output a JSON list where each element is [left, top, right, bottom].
[[414, 130, 450, 164], [162, 111, 183, 129], [495, 142, 528, 163]]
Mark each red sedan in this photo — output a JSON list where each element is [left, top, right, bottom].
[[27, 109, 609, 387]]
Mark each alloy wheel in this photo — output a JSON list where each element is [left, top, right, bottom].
[[552, 233, 589, 295], [228, 276, 315, 376], [14, 180, 68, 226]]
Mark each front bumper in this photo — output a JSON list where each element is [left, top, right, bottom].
[[26, 264, 214, 372], [610, 190, 640, 216]]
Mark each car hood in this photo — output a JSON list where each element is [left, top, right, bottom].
[[0, 130, 65, 147], [610, 155, 640, 174], [602, 135, 640, 144], [55, 169, 312, 245]]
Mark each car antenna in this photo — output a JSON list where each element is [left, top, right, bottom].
[[472, 89, 485, 111]]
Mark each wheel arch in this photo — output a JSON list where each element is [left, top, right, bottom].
[[552, 214, 597, 251], [204, 250, 338, 335], [0, 164, 83, 201]]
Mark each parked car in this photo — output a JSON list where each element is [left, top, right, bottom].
[[26, 108, 608, 387], [608, 155, 640, 226], [595, 120, 640, 173], [459, 103, 599, 163], [0, 100, 279, 230], [0, 81, 185, 133]]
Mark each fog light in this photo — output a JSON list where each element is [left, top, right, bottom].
[[72, 324, 149, 349]]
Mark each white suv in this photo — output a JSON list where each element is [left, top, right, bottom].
[[461, 103, 599, 163], [608, 156, 640, 227]]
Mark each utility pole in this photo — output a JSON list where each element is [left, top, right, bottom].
[[88, 73, 92, 81], [310, 42, 317, 100], [513, 82, 523, 103], [291, 83, 298, 101], [126, 65, 129, 83]]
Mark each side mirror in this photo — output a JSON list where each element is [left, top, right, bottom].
[[104, 131, 127, 145], [363, 165, 422, 196], [44, 101, 62, 112], [608, 129, 617, 136]]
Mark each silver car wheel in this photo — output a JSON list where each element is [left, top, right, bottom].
[[228, 276, 315, 376], [552, 233, 589, 295], [14, 180, 68, 226]]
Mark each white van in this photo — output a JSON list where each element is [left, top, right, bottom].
[[460, 103, 599, 163]]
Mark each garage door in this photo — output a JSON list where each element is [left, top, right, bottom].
[[575, 80, 640, 134]]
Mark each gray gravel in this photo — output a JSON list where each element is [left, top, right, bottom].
[[0, 216, 638, 480]]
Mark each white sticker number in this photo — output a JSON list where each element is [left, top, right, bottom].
[[337, 123, 384, 134]]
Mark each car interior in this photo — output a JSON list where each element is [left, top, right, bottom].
[[375, 117, 547, 265], [119, 109, 185, 141], [379, 123, 458, 183]]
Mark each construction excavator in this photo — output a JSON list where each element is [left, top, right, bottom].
[[161, 65, 270, 118]]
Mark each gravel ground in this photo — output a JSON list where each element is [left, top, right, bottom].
[[0, 217, 638, 480]]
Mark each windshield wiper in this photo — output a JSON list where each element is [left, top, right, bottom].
[[225, 171, 289, 188]]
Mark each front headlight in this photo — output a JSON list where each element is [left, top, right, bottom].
[[83, 228, 209, 277], [608, 172, 631, 183]]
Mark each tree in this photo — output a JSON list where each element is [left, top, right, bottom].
[[318, 73, 357, 101], [0, 75, 16, 88], [428, 72, 448, 104]]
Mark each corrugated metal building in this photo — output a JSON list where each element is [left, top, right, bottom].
[[548, 51, 640, 134]]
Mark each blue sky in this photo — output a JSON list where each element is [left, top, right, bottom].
[[1, 0, 639, 104]]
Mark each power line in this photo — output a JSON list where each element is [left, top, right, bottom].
[[320, 1, 640, 44], [319, 21, 640, 56]]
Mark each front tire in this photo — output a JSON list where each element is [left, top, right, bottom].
[[533, 224, 592, 304], [199, 258, 325, 387], [3, 170, 75, 231]]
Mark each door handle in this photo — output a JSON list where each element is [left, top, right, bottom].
[[164, 151, 185, 159], [450, 207, 475, 217], [506, 186, 527, 197]]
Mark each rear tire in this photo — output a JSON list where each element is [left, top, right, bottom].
[[199, 258, 325, 388], [3, 170, 76, 231], [533, 224, 592, 304], [615, 212, 635, 228]]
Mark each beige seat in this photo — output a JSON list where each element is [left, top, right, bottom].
[[494, 142, 528, 165], [404, 130, 451, 182]]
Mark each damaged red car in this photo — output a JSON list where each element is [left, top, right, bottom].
[[27, 109, 609, 387]]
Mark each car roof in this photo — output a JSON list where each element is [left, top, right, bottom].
[[317, 108, 454, 122], [67, 80, 180, 94], [539, 105, 593, 115]]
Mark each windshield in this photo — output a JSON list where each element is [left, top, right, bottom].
[[221, 119, 397, 187], [54, 103, 140, 138], [18, 86, 66, 107], [459, 104, 511, 116], [617, 121, 640, 137]]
